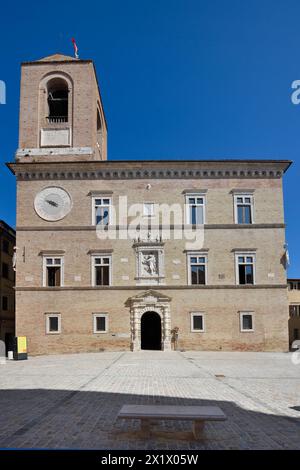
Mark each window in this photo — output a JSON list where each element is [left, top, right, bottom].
[[289, 305, 300, 317], [188, 254, 207, 285], [2, 262, 9, 279], [236, 254, 255, 285], [191, 312, 205, 332], [93, 197, 111, 226], [288, 281, 300, 290], [43, 257, 63, 287], [92, 255, 111, 286], [97, 109, 102, 143], [47, 78, 68, 123], [93, 313, 108, 333], [186, 194, 205, 224], [143, 203, 154, 217], [46, 314, 61, 334], [240, 312, 254, 332], [2, 239, 9, 254], [234, 195, 253, 224], [2, 296, 8, 311]]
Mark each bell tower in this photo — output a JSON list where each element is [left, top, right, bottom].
[[17, 53, 107, 162]]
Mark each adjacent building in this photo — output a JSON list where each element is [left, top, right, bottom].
[[7, 53, 291, 355], [0, 220, 16, 352], [288, 279, 300, 347]]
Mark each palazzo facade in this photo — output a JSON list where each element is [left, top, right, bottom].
[[0, 220, 15, 352], [288, 279, 300, 348], [7, 54, 291, 355]]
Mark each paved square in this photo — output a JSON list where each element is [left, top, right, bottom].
[[0, 351, 299, 449]]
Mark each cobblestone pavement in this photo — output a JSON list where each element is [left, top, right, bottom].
[[0, 351, 299, 449]]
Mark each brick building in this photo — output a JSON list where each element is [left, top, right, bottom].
[[0, 220, 15, 352], [287, 279, 300, 347], [7, 53, 291, 355]]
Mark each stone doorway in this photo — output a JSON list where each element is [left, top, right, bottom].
[[141, 311, 162, 350], [126, 290, 172, 351]]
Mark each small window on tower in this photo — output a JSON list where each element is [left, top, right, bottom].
[[47, 78, 68, 123], [97, 109, 102, 143]]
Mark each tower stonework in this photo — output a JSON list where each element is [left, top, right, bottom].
[[17, 54, 107, 162], [7, 54, 291, 355]]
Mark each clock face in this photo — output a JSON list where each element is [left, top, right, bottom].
[[34, 187, 72, 221]]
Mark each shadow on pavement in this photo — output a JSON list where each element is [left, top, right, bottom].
[[0, 389, 299, 449]]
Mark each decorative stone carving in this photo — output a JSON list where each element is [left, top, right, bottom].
[[133, 235, 165, 285], [144, 295, 159, 303], [126, 290, 172, 352], [141, 252, 158, 276]]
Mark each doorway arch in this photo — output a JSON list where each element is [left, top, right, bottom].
[[127, 290, 172, 351], [141, 311, 162, 350]]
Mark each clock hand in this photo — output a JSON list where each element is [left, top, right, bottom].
[[46, 199, 59, 207]]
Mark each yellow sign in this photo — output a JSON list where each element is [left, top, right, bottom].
[[17, 336, 27, 354]]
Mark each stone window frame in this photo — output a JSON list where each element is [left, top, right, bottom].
[[185, 193, 206, 225], [91, 254, 112, 287], [235, 252, 256, 286], [143, 202, 155, 217], [234, 194, 254, 224], [239, 311, 255, 332], [187, 252, 208, 286], [42, 255, 64, 287], [45, 313, 61, 335], [190, 312, 206, 332], [91, 196, 112, 226], [231, 189, 255, 224], [93, 313, 109, 334]]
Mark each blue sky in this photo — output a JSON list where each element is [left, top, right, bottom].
[[0, 0, 299, 276]]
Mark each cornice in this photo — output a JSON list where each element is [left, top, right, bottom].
[[0, 220, 16, 235], [21, 59, 93, 66], [15, 284, 288, 291], [182, 189, 208, 194], [132, 241, 165, 248], [87, 249, 113, 254], [15, 147, 93, 158], [38, 250, 65, 255], [16, 223, 286, 231], [183, 249, 209, 253], [87, 190, 113, 196], [231, 248, 257, 252], [230, 189, 255, 194], [6, 159, 292, 180]]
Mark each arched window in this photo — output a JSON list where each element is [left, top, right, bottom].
[[97, 108, 102, 142], [47, 78, 68, 123]]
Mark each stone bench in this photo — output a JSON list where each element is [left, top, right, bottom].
[[117, 404, 227, 440]]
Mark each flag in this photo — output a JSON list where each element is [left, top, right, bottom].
[[72, 38, 79, 59]]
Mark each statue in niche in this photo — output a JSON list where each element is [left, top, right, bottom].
[[142, 253, 158, 276]]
